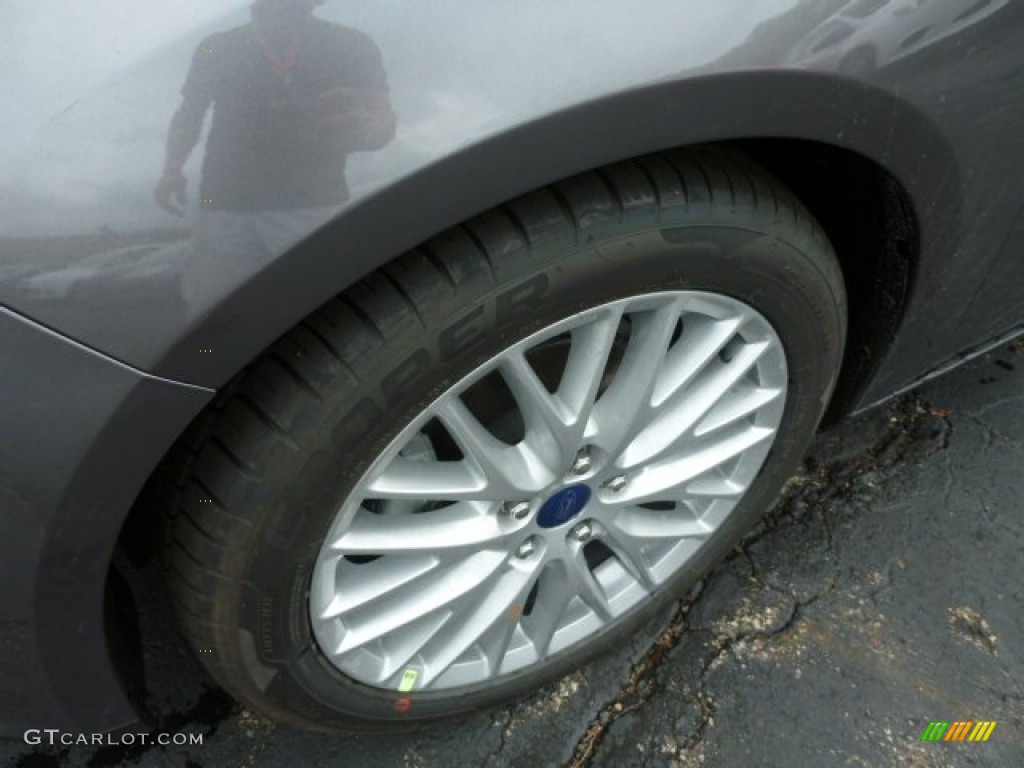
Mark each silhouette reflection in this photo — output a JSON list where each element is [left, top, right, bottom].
[[155, 0, 395, 312]]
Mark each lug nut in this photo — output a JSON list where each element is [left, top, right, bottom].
[[571, 522, 593, 542], [504, 500, 532, 520], [602, 475, 627, 492], [515, 538, 538, 559], [571, 448, 593, 476]]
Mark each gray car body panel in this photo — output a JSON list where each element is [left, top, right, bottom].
[[0, 308, 213, 734], [2, 0, 1023, 732]]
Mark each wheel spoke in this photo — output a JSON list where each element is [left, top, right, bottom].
[[367, 458, 487, 500], [659, 338, 770, 427], [329, 502, 503, 555], [332, 550, 507, 654], [499, 352, 575, 470], [617, 424, 775, 506], [588, 299, 682, 457], [686, 475, 745, 497], [597, 518, 680, 591], [499, 307, 625, 472], [607, 505, 711, 540], [374, 611, 454, 683], [619, 339, 770, 469], [566, 541, 615, 622], [479, 611, 525, 679], [693, 380, 783, 437], [435, 396, 554, 497], [316, 554, 441, 617], [558, 306, 625, 432], [416, 561, 539, 687], [522, 562, 575, 659], [651, 314, 744, 406]]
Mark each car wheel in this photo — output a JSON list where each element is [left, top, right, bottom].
[[164, 147, 845, 730]]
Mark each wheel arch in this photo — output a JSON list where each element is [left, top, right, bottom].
[[148, 69, 957, 421], [735, 137, 920, 422]]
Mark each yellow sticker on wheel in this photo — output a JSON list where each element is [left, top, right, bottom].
[[399, 669, 419, 693]]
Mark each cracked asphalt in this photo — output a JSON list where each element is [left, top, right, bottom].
[[7, 341, 1024, 767]]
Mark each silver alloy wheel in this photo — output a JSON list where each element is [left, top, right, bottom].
[[310, 291, 788, 693]]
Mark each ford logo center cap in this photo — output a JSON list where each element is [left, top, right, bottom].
[[537, 485, 592, 529]]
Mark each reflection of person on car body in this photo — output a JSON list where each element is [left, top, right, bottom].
[[154, 0, 395, 315], [155, 0, 395, 215]]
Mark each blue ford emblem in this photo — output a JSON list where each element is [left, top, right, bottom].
[[537, 484, 592, 529]]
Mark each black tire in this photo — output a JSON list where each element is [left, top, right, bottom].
[[162, 147, 846, 731]]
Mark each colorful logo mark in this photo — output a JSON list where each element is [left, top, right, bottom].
[[921, 721, 997, 742]]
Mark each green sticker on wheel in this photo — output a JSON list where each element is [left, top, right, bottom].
[[399, 669, 418, 692]]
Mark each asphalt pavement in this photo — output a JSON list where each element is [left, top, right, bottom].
[[7, 342, 1024, 768]]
